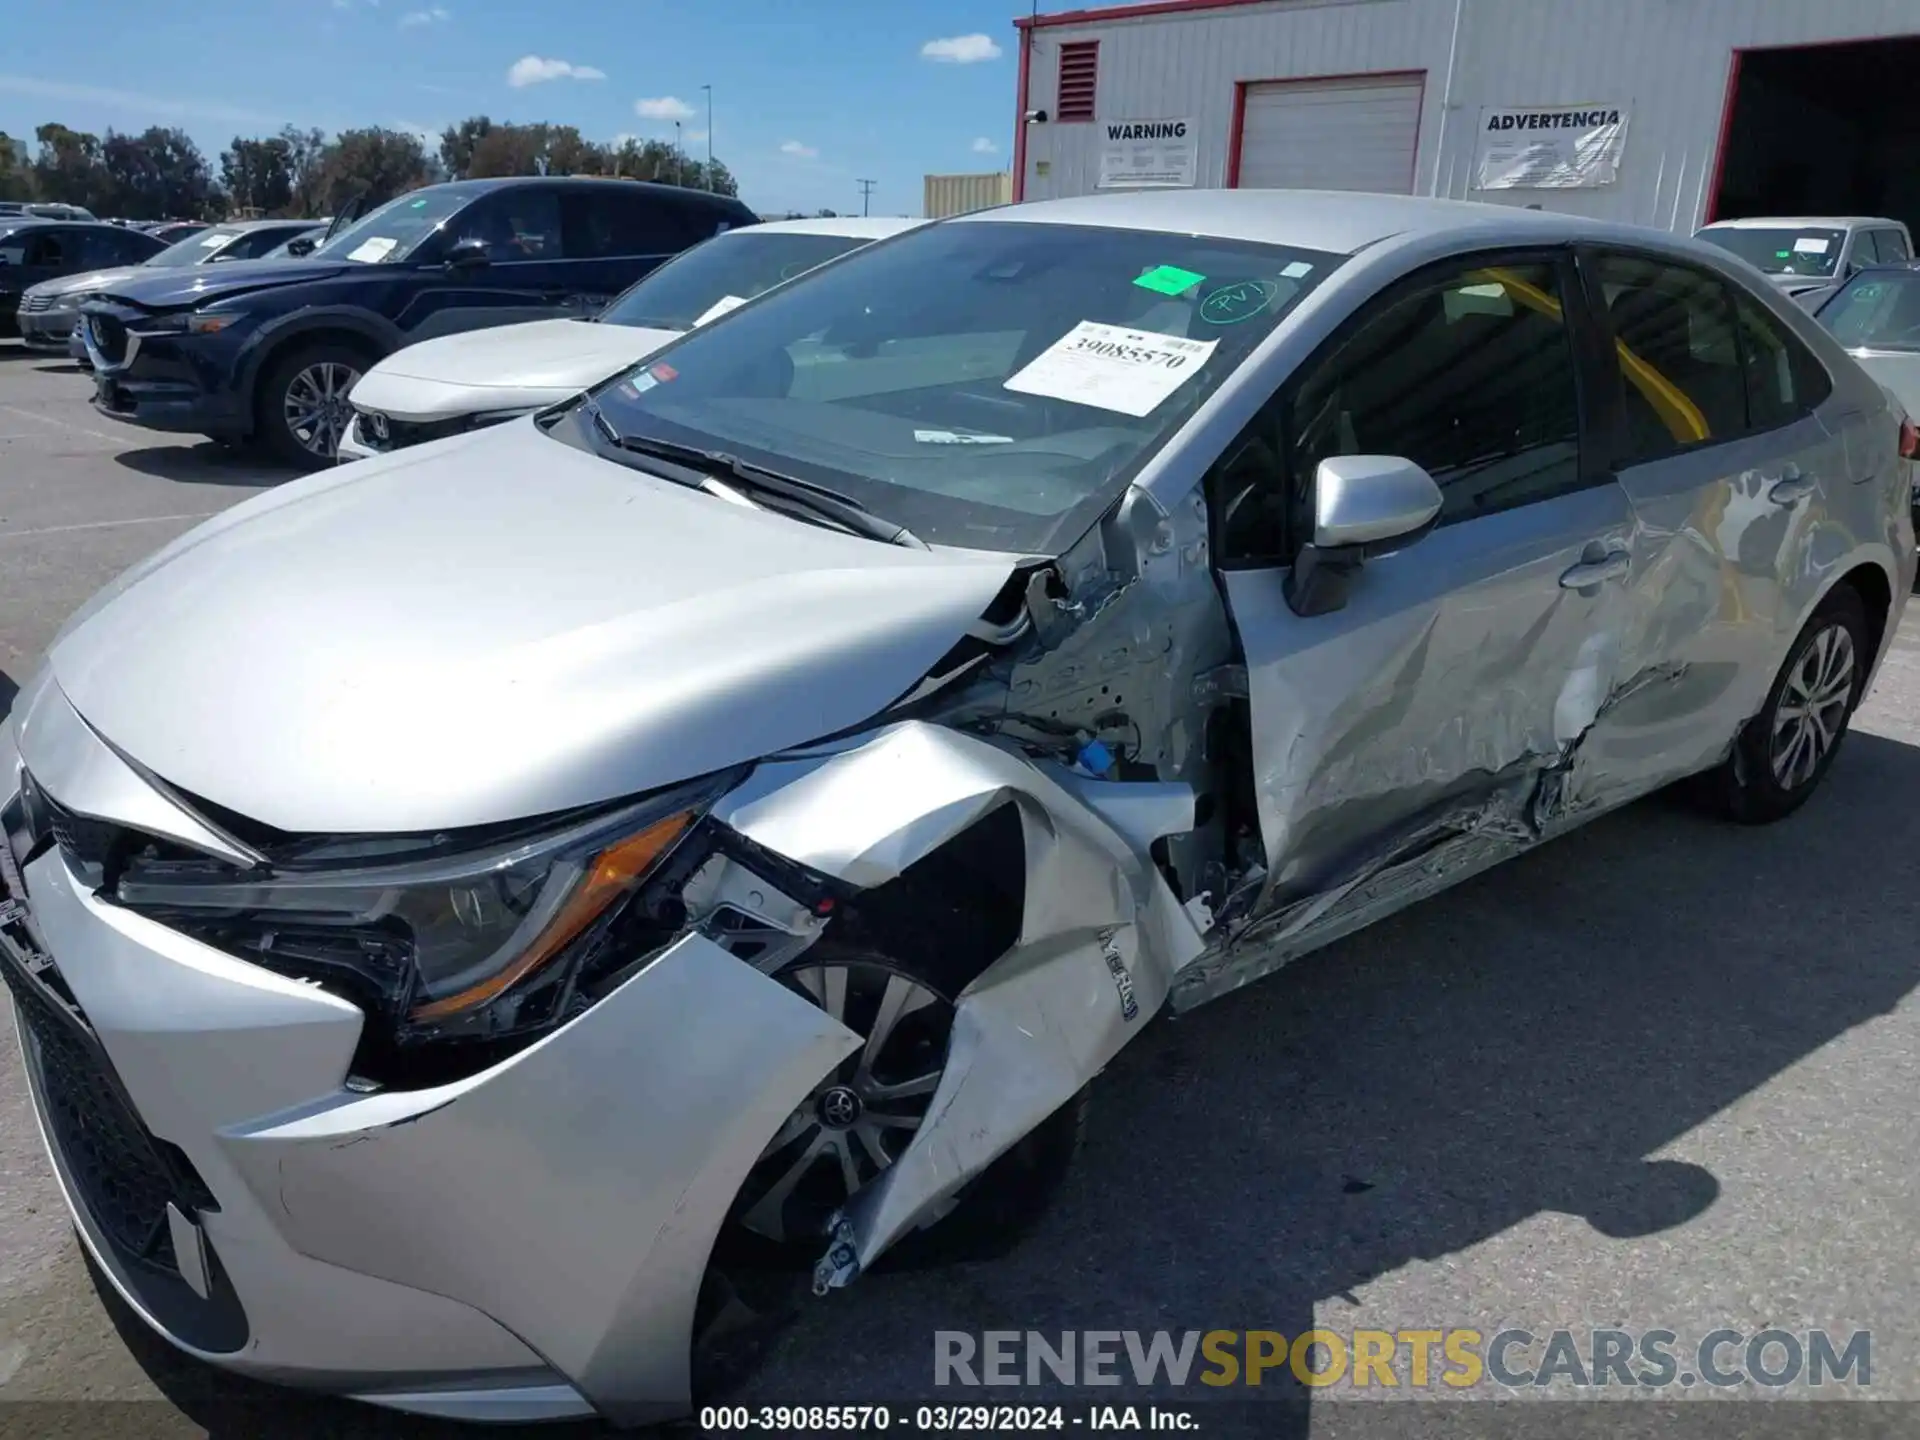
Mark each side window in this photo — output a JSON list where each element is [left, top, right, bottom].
[[26, 229, 69, 267], [226, 229, 288, 260], [75, 230, 121, 268], [1592, 255, 1746, 466], [452, 190, 563, 262], [1290, 260, 1583, 529], [1735, 294, 1830, 431], [1880, 229, 1912, 262], [560, 191, 705, 259]]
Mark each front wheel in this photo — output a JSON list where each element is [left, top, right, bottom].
[[257, 343, 368, 469], [1713, 587, 1869, 823], [728, 942, 1085, 1258]]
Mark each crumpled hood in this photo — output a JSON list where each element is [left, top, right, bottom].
[[351, 318, 677, 422], [25, 265, 145, 301], [47, 420, 1016, 835], [94, 257, 353, 309]]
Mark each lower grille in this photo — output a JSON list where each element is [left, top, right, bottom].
[[3, 957, 215, 1270]]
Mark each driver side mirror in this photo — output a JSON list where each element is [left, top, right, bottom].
[[1284, 455, 1443, 617], [446, 237, 491, 271]]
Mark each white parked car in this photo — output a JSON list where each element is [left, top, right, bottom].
[[337, 215, 920, 461], [1695, 215, 1914, 311]]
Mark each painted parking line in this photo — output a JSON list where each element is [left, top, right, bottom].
[[0, 512, 221, 542], [0, 404, 140, 448]]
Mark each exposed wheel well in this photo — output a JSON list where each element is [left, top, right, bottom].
[[831, 801, 1026, 999], [1834, 561, 1894, 673]]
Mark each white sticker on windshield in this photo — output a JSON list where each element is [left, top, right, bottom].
[[694, 294, 749, 327], [1003, 320, 1218, 418], [347, 236, 398, 263], [914, 429, 1015, 445], [1793, 237, 1831, 255], [1280, 260, 1314, 279], [198, 232, 231, 248]]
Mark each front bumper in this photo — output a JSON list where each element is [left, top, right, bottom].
[[0, 707, 860, 1423], [16, 309, 81, 351], [81, 310, 249, 437]]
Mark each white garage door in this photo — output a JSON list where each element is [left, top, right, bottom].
[[1236, 75, 1424, 194]]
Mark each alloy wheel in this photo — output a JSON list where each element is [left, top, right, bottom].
[[1769, 622, 1856, 790], [737, 958, 952, 1244], [282, 361, 361, 459]]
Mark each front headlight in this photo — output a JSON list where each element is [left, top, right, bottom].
[[132, 310, 243, 336], [112, 776, 727, 1055], [52, 290, 94, 310]]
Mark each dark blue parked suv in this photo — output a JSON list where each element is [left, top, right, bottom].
[[80, 177, 757, 466]]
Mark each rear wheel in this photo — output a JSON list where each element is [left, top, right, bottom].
[[1713, 587, 1869, 823], [256, 342, 368, 468]]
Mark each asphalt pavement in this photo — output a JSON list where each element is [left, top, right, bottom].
[[0, 337, 1916, 1437]]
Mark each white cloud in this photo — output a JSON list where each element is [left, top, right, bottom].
[[507, 55, 607, 87], [970, 136, 999, 154], [920, 33, 1002, 64], [0, 73, 288, 127], [633, 95, 696, 121], [779, 139, 818, 159], [399, 6, 450, 26]]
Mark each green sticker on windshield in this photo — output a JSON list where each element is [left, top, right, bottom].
[[1775, 249, 1791, 259], [1134, 264, 1206, 297], [411, 199, 429, 208]]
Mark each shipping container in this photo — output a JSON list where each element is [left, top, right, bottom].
[[924, 171, 1015, 218]]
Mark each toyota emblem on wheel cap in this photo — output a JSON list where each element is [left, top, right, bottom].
[[818, 1086, 861, 1129]]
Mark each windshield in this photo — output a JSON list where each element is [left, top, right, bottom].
[[146, 228, 246, 267], [585, 219, 1339, 554], [1819, 269, 1920, 352], [598, 231, 875, 331], [1698, 226, 1846, 278], [310, 186, 473, 264]]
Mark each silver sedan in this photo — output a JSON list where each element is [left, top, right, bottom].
[[1, 190, 1912, 1425]]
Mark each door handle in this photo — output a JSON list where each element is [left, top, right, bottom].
[[1769, 465, 1816, 505], [1559, 549, 1630, 589]]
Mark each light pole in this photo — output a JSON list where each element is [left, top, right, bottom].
[[701, 84, 713, 190], [674, 120, 685, 186], [856, 178, 876, 216]]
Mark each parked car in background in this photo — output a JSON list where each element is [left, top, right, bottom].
[[5, 191, 1910, 1427], [340, 215, 916, 460], [0, 202, 100, 222], [78, 178, 758, 465], [142, 221, 209, 245], [1817, 261, 1920, 534], [1, 220, 167, 338], [1696, 215, 1913, 311], [18, 219, 327, 353]]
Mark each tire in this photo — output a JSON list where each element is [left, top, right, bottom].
[[255, 342, 369, 469], [1713, 586, 1870, 824], [725, 941, 1085, 1261]]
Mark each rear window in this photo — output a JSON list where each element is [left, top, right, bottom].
[[1697, 226, 1846, 279]]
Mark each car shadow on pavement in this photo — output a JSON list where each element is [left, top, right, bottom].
[[80, 731, 1920, 1439], [113, 443, 294, 488]]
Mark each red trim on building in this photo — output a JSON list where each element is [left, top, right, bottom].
[[1703, 48, 1744, 225], [1016, 0, 1276, 31], [1224, 81, 1249, 188], [1012, 21, 1033, 201], [1225, 70, 1429, 191]]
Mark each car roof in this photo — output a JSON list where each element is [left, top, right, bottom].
[[416, 176, 753, 209], [1699, 215, 1903, 230], [0, 219, 123, 236], [738, 216, 923, 239], [958, 188, 1650, 255]]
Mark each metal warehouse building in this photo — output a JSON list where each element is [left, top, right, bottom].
[[1010, 0, 1920, 235]]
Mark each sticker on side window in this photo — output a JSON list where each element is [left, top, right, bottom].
[[1003, 320, 1217, 418], [347, 236, 398, 263], [693, 294, 748, 326]]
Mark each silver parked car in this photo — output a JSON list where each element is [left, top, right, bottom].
[[1695, 215, 1914, 312], [1, 191, 1913, 1426]]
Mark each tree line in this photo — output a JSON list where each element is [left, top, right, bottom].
[[0, 119, 737, 222]]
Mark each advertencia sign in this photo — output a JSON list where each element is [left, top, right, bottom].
[[1098, 118, 1198, 189], [1474, 105, 1629, 189]]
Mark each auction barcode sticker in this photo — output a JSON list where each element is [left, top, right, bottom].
[[1004, 320, 1217, 418]]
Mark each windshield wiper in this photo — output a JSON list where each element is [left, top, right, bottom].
[[588, 414, 929, 550]]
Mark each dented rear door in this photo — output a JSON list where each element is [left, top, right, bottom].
[[1216, 252, 1639, 919]]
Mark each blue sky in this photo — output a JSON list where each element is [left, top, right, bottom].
[[0, 0, 1047, 216]]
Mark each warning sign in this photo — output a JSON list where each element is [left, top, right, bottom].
[[1473, 105, 1629, 190]]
